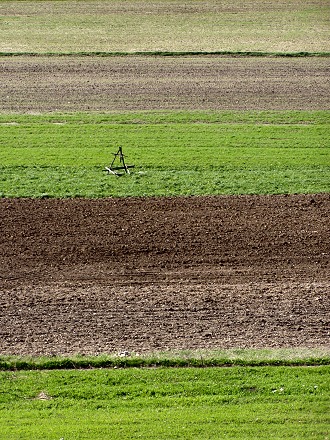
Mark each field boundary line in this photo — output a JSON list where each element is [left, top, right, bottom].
[[1, 51, 330, 58], [1, 355, 330, 371]]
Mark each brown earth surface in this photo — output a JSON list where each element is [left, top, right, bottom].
[[1, 56, 329, 112], [0, 194, 329, 355]]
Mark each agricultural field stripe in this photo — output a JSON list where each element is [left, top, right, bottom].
[[1, 355, 329, 371], [1, 51, 330, 58]]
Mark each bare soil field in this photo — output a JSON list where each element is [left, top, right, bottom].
[[1, 56, 329, 112], [0, 194, 329, 355]]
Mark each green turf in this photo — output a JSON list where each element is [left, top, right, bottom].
[[0, 111, 329, 198], [0, 366, 328, 439]]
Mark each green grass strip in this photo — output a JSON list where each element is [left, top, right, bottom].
[[1, 110, 329, 198], [1, 51, 330, 57], [1, 110, 329, 125], [1, 349, 329, 371], [0, 366, 329, 439]]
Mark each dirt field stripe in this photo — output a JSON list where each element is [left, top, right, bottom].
[[1, 51, 330, 58]]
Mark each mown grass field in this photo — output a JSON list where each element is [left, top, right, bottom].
[[0, 0, 329, 54], [0, 366, 329, 439], [1, 111, 329, 197]]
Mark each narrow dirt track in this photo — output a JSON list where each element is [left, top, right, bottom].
[[0, 194, 329, 355]]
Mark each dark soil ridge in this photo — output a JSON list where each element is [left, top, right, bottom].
[[2, 51, 330, 57], [0, 194, 329, 355]]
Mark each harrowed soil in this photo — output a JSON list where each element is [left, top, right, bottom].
[[0, 194, 329, 356], [1, 56, 329, 112]]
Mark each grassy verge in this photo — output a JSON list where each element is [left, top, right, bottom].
[[1, 348, 330, 371], [0, 111, 329, 198], [0, 365, 328, 439]]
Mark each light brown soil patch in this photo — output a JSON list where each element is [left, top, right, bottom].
[[0, 194, 329, 355], [0, 56, 329, 112]]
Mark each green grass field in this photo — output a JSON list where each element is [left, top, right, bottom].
[[0, 365, 329, 439], [1, 111, 329, 198]]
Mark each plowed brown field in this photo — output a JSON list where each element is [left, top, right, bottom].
[[1, 194, 329, 355], [1, 56, 329, 112]]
